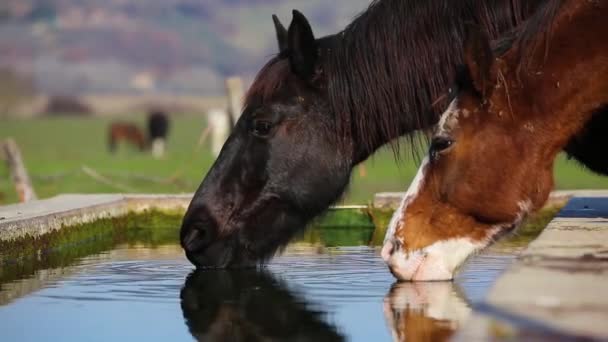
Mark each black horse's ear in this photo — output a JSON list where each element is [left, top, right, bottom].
[[464, 24, 497, 97], [272, 15, 288, 53], [287, 10, 318, 79]]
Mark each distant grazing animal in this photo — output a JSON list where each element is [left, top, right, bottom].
[[382, 0, 608, 281], [108, 122, 146, 153], [179, 0, 570, 269], [148, 110, 170, 159]]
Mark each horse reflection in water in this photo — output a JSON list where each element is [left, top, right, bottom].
[[384, 282, 471, 342], [180, 270, 344, 342], [181, 268, 478, 342]]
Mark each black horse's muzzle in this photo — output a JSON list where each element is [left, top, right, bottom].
[[180, 205, 230, 268]]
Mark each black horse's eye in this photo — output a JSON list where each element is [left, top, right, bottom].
[[429, 137, 454, 160], [251, 120, 273, 137]]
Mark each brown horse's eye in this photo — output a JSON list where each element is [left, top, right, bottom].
[[252, 120, 273, 137], [429, 137, 454, 161]]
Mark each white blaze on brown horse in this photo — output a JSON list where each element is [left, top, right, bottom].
[[383, 0, 608, 281]]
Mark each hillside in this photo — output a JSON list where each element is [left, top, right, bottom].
[[0, 0, 370, 96]]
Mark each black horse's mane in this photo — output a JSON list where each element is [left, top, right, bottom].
[[494, 0, 563, 75], [246, 0, 554, 156], [326, 0, 548, 154]]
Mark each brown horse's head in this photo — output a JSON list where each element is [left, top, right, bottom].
[[382, 0, 608, 281]]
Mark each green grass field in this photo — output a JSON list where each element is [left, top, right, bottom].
[[1, 115, 607, 205]]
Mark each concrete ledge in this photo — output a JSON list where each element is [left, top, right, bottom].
[[1, 190, 601, 242], [123, 194, 193, 212], [456, 194, 608, 340], [0, 194, 375, 242], [374, 190, 608, 210], [0, 194, 193, 242]]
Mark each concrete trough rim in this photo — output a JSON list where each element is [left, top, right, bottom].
[[0, 193, 375, 242], [456, 193, 608, 341], [0, 194, 192, 242], [0, 190, 601, 243]]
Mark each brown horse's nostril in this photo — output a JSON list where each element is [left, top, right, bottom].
[[381, 240, 396, 263]]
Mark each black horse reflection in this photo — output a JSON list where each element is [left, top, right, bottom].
[[180, 270, 344, 342]]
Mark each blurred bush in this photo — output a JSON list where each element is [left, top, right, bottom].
[[44, 96, 93, 116]]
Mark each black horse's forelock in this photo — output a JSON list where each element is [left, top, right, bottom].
[[245, 0, 549, 157], [245, 56, 291, 106]]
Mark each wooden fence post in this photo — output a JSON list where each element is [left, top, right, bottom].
[[225, 77, 244, 127], [198, 77, 244, 158], [207, 108, 231, 157], [2, 138, 37, 202]]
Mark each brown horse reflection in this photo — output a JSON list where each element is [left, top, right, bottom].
[[180, 270, 344, 342], [384, 282, 471, 342]]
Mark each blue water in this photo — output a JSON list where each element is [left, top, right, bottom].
[[0, 245, 516, 342]]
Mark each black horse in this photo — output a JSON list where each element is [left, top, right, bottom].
[[180, 0, 603, 268], [180, 270, 344, 341], [147, 110, 170, 158]]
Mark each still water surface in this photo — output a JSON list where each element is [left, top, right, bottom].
[[0, 241, 518, 341]]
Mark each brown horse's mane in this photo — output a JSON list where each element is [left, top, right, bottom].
[[246, 0, 548, 155]]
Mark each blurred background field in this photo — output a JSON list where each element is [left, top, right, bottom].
[[0, 0, 371, 102], [1, 0, 607, 206], [1, 114, 607, 206]]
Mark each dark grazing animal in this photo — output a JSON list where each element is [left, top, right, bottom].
[[147, 110, 170, 159], [108, 111, 170, 157], [180, 0, 575, 269]]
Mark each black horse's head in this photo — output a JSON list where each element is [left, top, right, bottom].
[[181, 11, 353, 268]]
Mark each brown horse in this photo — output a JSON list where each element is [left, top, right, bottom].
[[382, 0, 608, 281], [108, 122, 146, 153]]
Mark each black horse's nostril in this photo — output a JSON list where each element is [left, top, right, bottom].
[[182, 229, 204, 253], [182, 221, 216, 253]]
